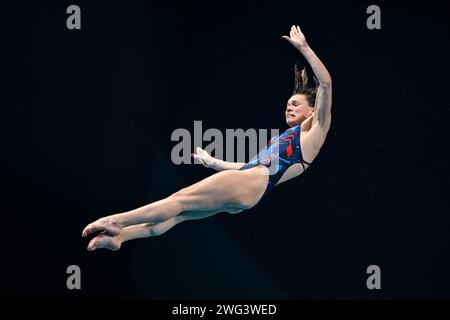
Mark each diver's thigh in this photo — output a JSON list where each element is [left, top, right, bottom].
[[174, 168, 268, 211]]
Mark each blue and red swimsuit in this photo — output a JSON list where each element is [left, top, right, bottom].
[[239, 124, 311, 198]]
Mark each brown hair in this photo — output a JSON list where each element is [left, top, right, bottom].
[[292, 64, 319, 107]]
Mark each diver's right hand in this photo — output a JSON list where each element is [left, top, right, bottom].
[[192, 147, 216, 169], [282, 25, 309, 52]]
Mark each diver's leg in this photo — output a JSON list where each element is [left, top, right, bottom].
[[82, 167, 267, 237], [87, 208, 242, 251], [86, 222, 161, 251]]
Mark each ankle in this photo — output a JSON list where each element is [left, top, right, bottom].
[[109, 214, 126, 228]]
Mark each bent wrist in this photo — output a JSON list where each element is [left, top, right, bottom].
[[296, 43, 311, 54], [209, 158, 220, 170]]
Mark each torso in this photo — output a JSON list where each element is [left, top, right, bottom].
[[238, 114, 331, 197], [270, 114, 330, 186], [239, 116, 330, 203]]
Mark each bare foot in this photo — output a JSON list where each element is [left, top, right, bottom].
[[87, 233, 121, 251], [82, 216, 123, 237]]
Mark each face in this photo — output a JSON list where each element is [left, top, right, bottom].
[[285, 94, 314, 127]]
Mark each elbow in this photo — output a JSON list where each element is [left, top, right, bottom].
[[319, 78, 332, 88]]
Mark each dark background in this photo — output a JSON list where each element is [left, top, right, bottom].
[[2, 0, 449, 299]]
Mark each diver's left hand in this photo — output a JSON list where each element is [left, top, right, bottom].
[[282, 25, 309, 51]]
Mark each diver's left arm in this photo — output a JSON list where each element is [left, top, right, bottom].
[[300, 46, 332, 129], [283, 25, 332, 129]]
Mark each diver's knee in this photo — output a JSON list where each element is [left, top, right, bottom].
[[170, 187, 190, 198], [167, 191, 190, 212], [173, 215, 187, 224], [147, 226, 159, 237]]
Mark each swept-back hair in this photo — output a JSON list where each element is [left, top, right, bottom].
[[292, 64, 319, 107]]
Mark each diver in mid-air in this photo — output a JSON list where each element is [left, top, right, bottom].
[[82, 25, 333, 251]]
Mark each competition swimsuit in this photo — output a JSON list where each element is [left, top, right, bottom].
[[239, 123, 311, 200]]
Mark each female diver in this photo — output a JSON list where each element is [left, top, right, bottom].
[[82, 25, 332, 251]]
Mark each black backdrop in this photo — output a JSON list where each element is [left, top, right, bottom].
[[2, 0, 449, 299]]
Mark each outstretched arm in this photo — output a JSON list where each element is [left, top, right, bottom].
[[192, 147, 245, 171], [282, 25, 332, 129]]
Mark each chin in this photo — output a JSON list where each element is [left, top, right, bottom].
[[286, 118, 300, 127], [286, 119, 297, 127]]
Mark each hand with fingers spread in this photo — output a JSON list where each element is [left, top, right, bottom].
[[282, 25, 309, 51], [192, 147, 216, 169]]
